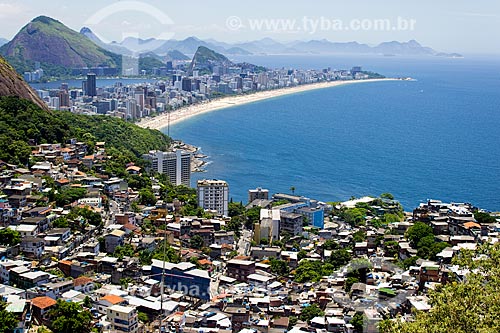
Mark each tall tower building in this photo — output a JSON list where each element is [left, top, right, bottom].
[[197, 179, 229, 216], [142, 150, 191, 186], [87, 73, 97, 97]]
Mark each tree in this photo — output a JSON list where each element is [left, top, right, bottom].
[[352, 230, 367, 243], [83, 296, 93, 308], [0, 228, 21, 246], [340, 208, 367, 226], [190, 235, 204, 249], [380, 192, 395, 200], [113, 244, 135, 260], [50, 299, 92, 333], [405, 222, 433, 245], [322, 239, 340, 250], [138, 311, 149, 323], [474, 212, 496, 224], [328, 249, 352, 269], [52, 217, 70, 228], [299, 304, 323, 322], [139, 188, 157, 206], [228, 202, 245, 217], [54, 187, 87, 207], [380, 242, 500, 333], [297, 249, 308, 261], [345, 276, 359, 292], [351, 312, 365, 333], [152, 243, 180, 263], [225, 216, 243, 237], [290, 186, 296, 195], [0, 301, 18, 333], [269, 258, 289, 276], [246, 206, 261, 228], [384, 240, 399, 257], [294, 260, 334, 283]]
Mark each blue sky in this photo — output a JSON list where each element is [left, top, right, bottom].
[[1, 0, 499, 54]]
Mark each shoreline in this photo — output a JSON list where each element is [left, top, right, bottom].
[[137, 78, 401, 131]]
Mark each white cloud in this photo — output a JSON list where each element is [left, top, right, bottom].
[[0, 3, 24, 17]]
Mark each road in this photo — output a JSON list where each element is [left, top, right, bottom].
[[237, 229, 253, 256]]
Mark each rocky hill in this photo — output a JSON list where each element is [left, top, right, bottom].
[[0, 56, 48, 110], [0, 16, 120, 76], [188, 46, 233, 74]]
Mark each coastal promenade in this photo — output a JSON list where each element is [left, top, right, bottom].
[[137, 78, 398, 130]]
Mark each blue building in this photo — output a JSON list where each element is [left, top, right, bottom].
[[151, 260, 211, 300], [296, 206, 325, 229]]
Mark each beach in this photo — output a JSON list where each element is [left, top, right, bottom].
[[137, 78, 399, 130]]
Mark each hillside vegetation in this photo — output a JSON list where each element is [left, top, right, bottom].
[[0, 96, 170, 165]]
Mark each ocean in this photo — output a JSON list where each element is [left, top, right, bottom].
[[167, 54, 500, 211]]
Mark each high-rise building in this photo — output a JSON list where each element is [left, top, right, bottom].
[[142, 150, 191, 186], [248, 187, 269, 203], [58, 90, 70, 107], [86, 73, 97, 97], [181, 77, 192, 92], [197, 179, 229, 216]]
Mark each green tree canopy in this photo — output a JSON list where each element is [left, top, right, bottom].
[[405, 222, 433, 245], [0, 228, 21, 246], [0, 301, 18, 333], [49, 299, 93, 333], [299, 304, 324, 322], [380, 243, 500, 333], [113, 244, 135, 260], [340, 208, 367, 226], [139, 188, 157, 206], [190, 235, 205, 249], [269, 258, 289, 276], [474, 212, 497, 224]]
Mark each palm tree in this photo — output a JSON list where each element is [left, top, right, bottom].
[[290, 186, 296, 195]]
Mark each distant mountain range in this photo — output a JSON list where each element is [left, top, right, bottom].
[[0, 15, 462, 77], [0, 38, 8, 47], [77, 26, 461, 58]]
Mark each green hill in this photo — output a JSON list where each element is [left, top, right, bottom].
[[188, 46, 233, 74], [0, 16, 121, 76], [0, 96, 170, 166]]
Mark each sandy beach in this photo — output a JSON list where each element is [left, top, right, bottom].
[[137, 78, 399, 130]]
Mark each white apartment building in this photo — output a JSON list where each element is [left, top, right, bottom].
[[106, 304, 139, 333], [143, 150, 191, 186], [197, 179, 229, 216]]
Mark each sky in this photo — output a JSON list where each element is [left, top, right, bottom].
[[1, 0, 500, 54]]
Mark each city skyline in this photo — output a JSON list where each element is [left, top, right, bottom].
[[1, 0, 499, 54]]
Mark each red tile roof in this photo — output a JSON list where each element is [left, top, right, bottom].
[[73, 276, 94, 286], [100, 295, 125, 305], [31, 296, 57, 309]]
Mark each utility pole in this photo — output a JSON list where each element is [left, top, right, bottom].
[[159, 189, 168, 332]]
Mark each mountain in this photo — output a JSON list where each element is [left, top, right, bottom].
[[0, 16, 121, 76], [372, 40, 435, 55], [165, 50, 190, 61], [0, 56, 48, 110], [80, 27, 132, 56], [115, 36, 165, 53], [153, 37, 225, 56], [0, 38, 8, 47], [188, 46, 233, 74], [225, 47, 252, 55]]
